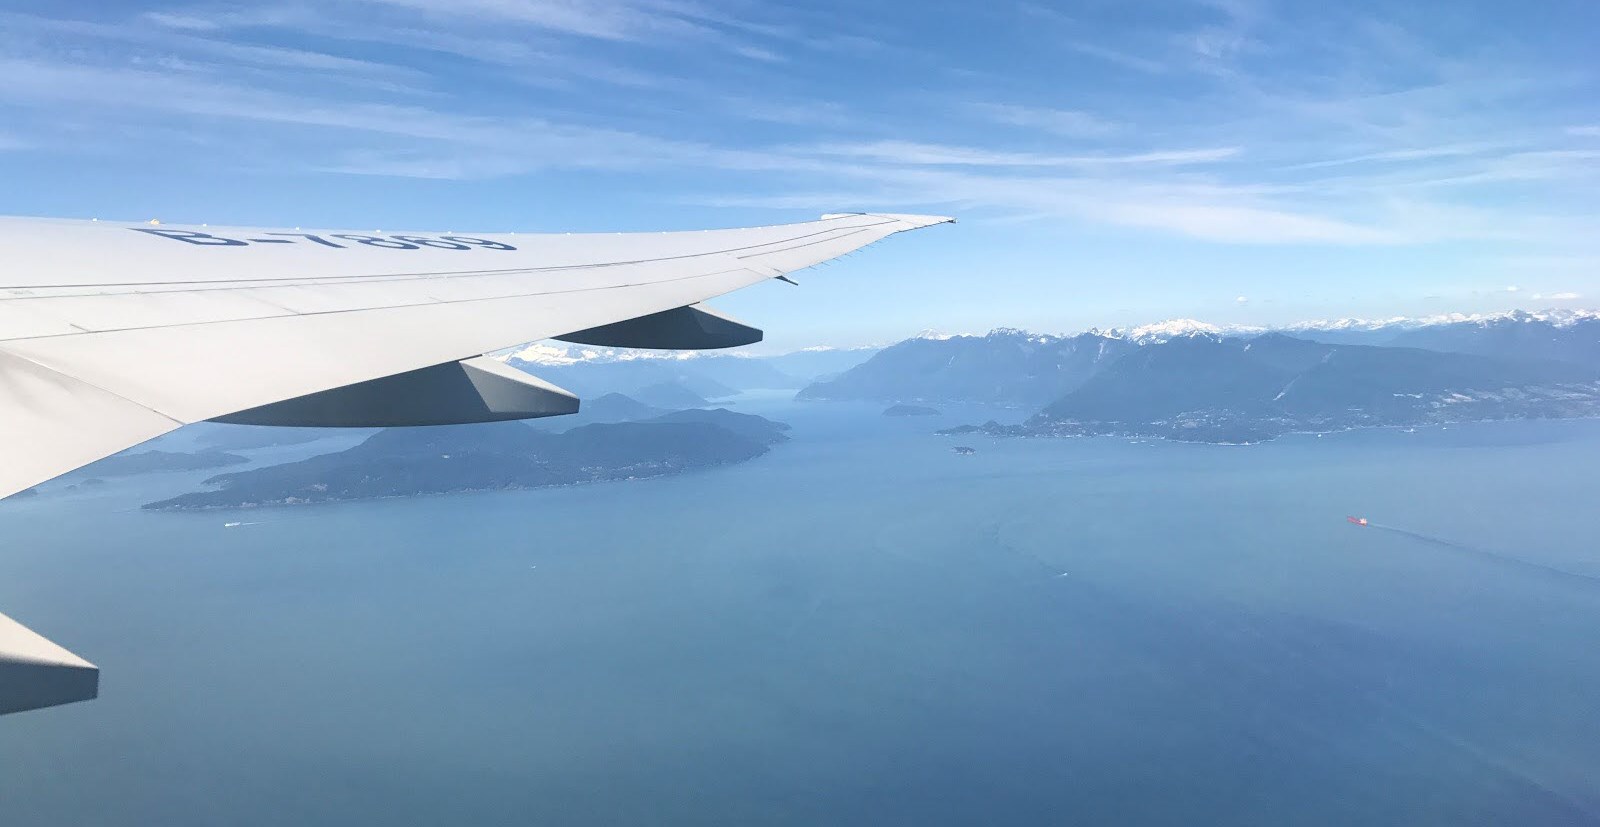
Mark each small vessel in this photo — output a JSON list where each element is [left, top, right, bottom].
[[952, 446, 976, 455], [1346, 516, 1369, 527], [224, 521, 242, 528]]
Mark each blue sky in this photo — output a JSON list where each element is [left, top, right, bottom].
[[1, 0, 1597, 348]]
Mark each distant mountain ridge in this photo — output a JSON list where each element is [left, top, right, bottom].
[[888, 308, 1600, 346], [1286, 308, 1599, 334], [495, 309, 1596, 411], [936, 333, 1600, 444], [800, 308, 1600, 410], [1384, 313, 1600, 366], [798, 328, 1136, 407], [1035, 334, 1599, 440]]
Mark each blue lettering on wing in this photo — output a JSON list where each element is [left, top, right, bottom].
[[129, 229, 518, 251], [129, 228, 247, 246]]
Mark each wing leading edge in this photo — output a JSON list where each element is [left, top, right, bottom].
[[0, 212, 951, 498]]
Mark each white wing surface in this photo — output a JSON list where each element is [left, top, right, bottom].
[[0, 212, 950, 499]]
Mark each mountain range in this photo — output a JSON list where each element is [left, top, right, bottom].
[[806, 309, 1600, 443], [798, 329, 1137, 407], [503, 310, 1595, 413], [1018, 334, 1600, 443]]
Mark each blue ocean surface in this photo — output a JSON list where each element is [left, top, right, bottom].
[[3, 399, 1599, 825]]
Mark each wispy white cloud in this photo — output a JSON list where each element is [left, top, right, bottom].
[[5, 44, 1517, 247], [1095, 200, 1397, 244], [0, 57, 716, 175], [732, 44, 785, 62], [2, 10, 420, 81], [1280, 143, 1503, 171], [140, 5, 316, 31], [1065, 41, 1167, 74], [716, 97, 854, 128], [347, 0, 719, 43], [969, 103, 1121, 139], [141, 11, 224, 30], [801, 141, 1239, 168], [1, 0, 1595, 260], [697, 164, 1405, 244]]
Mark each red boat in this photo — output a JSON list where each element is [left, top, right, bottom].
[[1346, 516, 1369, 527]]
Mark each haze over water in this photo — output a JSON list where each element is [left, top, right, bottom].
[[3, 399, 1599, 825]]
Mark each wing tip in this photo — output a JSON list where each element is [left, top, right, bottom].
[[821, 212, 955, 229]]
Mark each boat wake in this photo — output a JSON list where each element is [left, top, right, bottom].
[[1371, 523, 1600, 587]]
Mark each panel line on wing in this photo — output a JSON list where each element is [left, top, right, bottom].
[[0, 345, 184, 423], [0, 250, 740, 300], [0, 265, 760, 343], [0, 219, 899, 294], [733, 227, 876, 260]]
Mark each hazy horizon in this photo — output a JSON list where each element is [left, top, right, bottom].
[[508, 304, 1600, 358]]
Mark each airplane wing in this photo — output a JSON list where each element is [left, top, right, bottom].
[[0, 212, 951, 500], [0, 210, 948, 716]]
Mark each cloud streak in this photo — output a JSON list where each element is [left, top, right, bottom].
[[801, 141, 1240, 168], [969, 103, 1122, 139], [0, 1, 1595, 257]]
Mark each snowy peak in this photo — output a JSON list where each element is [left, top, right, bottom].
[[937, 308, 1600, 346], [505, 342, 612, 365], [503, 341, 874, 366], [1286, 308, 1599, 333], [500, 307, 1597, 367], [986, 327, 1064, 344], [1283, 317, 1412, 333], [1116, 319, 1266, 344], [1126, 318, 1220, 343]]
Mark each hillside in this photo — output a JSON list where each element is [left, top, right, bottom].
[[798, 329, 1135, 407], [1006, 334, 1600, 443], [145, 409, 790, 509]]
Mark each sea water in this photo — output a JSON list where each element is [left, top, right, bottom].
[[2, 401, 1598, 825]]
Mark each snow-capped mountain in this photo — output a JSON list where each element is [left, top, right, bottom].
[[497, 339, 882, 396], [1285, 308, 1599, 333], [797, 327, 1137, 407], [504, 341, 725, 366], [797, 307, 1600, 408], [880, 308, 1600, 348], [502, 339, 879, 367], [492, 307, 1596, 407], [502, 308, 1596, 368], [1115, 318, 1269, 344], [1014, 332, 1600, 444]]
